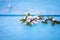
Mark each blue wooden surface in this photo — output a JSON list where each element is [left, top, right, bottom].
[[0, 16, 60, 40]]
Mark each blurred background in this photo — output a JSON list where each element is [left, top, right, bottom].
[[0, 0, 60, 15]]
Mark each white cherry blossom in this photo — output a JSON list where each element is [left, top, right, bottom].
[[26, 16, 32, 22], [41, 20, 46, 22], [33, 16, 39, 20], [52, 19, 56, 21], [32, 20, 39, 24]]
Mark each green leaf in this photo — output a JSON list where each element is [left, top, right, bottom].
[[27, 13, 30, 16], [20, 19, 26, 23], [26, 22, 31, 26], [23, 13, 30, 16], [52, 21, 55, 26], [42, 21, 47, 24], [37, 15, 43, 19]]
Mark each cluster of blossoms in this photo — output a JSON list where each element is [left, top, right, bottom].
[[20, 13, 42, 26], [26, 16, 40, 25], [20, 13, 60, 26]]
